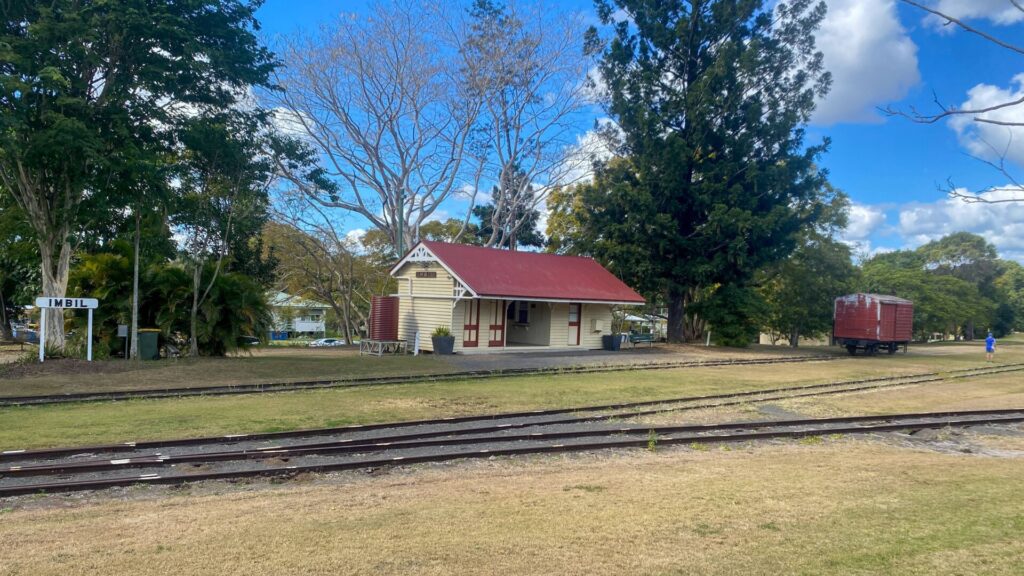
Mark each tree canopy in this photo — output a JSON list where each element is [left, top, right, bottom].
[[561, 0, 833, 342], [0, 0, 276, 351]]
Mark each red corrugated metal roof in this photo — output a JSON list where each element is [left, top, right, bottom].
[[416, 241, 645, 304]]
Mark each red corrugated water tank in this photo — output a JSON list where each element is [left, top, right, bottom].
[[370, 295, 399, 341]]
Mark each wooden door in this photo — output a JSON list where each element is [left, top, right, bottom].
[[567, 303, 581, 346], [879, 303, 897, 341], [463, 300, 480, 347], [488, 300, 506, 347]]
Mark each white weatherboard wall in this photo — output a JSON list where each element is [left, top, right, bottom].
[[548, 303, 613, 349], [583, 304, 614, 348], [394, 261, 457, 352]]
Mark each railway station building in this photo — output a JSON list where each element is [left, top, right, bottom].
[[389, 241, 645, 353]]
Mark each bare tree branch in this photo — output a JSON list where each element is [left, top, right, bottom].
[[899, 0, 1024, 56], [268, 2, 482, 254]]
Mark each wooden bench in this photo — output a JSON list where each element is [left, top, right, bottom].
[[628, 332, 655, 347]]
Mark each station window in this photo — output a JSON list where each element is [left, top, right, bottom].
[[508, 301, 530, 324]]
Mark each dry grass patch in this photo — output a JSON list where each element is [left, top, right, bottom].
[[776, 371, 1024, 418], [1, 442, 1023, 575], [968, 434, 1024, 452]]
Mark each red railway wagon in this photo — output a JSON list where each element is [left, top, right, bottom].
[[833, 293, 913, 356]]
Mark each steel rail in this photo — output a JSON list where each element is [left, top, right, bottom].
[[5, 408, 1024, 478], [2, 409, 1022, 496], [0, 355, 839, 406], [3, 363, 1021, 463]]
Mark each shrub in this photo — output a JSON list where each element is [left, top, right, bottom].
[[432, 325, 452, 337]]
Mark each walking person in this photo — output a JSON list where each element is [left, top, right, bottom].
[[985, 331, 996, 362]]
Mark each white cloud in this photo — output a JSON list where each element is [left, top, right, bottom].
[[813, 0, 920, 124], [947, 74, 1024, 167], [345, 228, 367, 244], [896, 186, 1024, 261], [927, 0, 1024, 26], [843, 203, 887, 241], [842, 239, 895, 261], [456, 183, 492, 206], [271, 107, 314, 139], [423, 209, 451, 224], [557, 117, 619, 185]]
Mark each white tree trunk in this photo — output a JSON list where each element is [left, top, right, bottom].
[[38, 234, 71, 352]]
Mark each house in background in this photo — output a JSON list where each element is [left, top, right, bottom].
[[267, 292, 328, 340], [622, 312, 667, 341], [389, 241, 645, 353]]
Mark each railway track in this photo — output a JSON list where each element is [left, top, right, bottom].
[[4, 362, 1019, 462], [1, 408, 1021, 496], [1, 363, 1021, 496], [0, 354, 839, 406]]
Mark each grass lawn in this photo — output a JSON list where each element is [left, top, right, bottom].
[[0, 339, 1020, 450], [0, 346, 452, 396], [2, 441, 1022, 575]]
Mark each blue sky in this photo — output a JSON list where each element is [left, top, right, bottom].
[[255, 1, 1024, 261]]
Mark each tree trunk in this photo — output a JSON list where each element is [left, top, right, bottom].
[[966, 319, 975, 341], [667, 286, 686, 343], [130, 211, 141, 361], [788, 326, 800, 347], [341, 296, 354, 344], [0, 287, 9, 340], [38, 233, 71, 352], [190, 263, 202, 357]]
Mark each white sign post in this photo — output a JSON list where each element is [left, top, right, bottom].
[[34, 297, 99, 363]]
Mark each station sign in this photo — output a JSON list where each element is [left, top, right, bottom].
[[35, 296, 100, 363], [35, 297, 99, 309]]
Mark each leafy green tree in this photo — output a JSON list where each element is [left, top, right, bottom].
[[995, 261, 1024, 331], [420, 219, 481, 244], [70, 255, 268, 357], [860, 250, 993, 340], [916, 232, 1002, 339], [692, 283, 767, 347], [582, 0, 832, 342], [0, 0, 275, 352], [991, 302, 1015, 338], [545, 184, 586, 254], [760, 238, 856, 347], [0, 192, 38, 338], [758, 193, 856, 346], [175, 111, 274, 356]]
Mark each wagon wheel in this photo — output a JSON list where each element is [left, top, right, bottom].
[[887, 343, 897, 355], [846, 345, 857, 356]]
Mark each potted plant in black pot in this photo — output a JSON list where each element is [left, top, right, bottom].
[[431, 325, 455, 355]]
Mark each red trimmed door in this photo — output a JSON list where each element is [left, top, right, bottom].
[[567, 303, 581, 346], [463, 300, 480, 347], [488, 300, 506, 347]]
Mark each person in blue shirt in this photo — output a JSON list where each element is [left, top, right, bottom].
[[985, 332, 996, 362]]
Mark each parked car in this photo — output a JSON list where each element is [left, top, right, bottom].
[[309, 338, 346, 348], [237, 335, 261, 346]]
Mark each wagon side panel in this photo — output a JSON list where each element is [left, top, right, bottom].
[[833, 294, 877, 341], [894, 303, 914, 341]]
